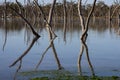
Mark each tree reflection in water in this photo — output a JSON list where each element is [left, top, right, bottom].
[[78, 37, 95, 76], [3, 6, 7, 51], [36, 27, 63, 70], [2, 18, 120, 80], [9, 26, 64, 80], [9, 36, 39, 80]]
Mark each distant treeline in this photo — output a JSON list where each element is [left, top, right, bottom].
[[0, 1, 120, 18]]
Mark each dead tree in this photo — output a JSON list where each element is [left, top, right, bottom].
[[34, 0, 57, 38], [78, 0, 97, 40], [47, 0, 57, 38], [3, 0, 7, 51], [33, 0, 62, 70], [47, 0, 56, 25], [78, 0, 97, 76], [63, 0, 67, 43], [9, 1, 40, 37]]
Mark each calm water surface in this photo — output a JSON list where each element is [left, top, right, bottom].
[[0, 19, 120, 80]]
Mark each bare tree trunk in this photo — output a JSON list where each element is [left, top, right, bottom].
[[47, 0, 56, 26], [9, 5, 40, 37], [118, 14, 120, 26], [78, 0, 97, 76], [3, 0, 7, 51], [78, 0, 85, 31], [3, 0, 7, 24], [34, 0, 57, 38], [47, 0, 57, 37], [63, 0, 67, 43], [63, 0, 67, 25], [78, 0, 97, 40]]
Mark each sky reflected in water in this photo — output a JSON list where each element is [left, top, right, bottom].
[[0, 19, 120, 80]]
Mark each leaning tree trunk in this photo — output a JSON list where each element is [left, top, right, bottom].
[[9, 1, 40, 37], [47, 0, 57, 38]]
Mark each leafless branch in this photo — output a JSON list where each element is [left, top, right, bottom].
[[9, 6, 40, 37]]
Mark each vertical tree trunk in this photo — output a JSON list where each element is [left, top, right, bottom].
[[3, 0, 7, 51], [47, 0, 57, 37], [118, 13, 120, 26], [63, 0, 67, 25], [63, 0, 67, 43], [47, 0, 56, 26], [78, 0, 97, 76]]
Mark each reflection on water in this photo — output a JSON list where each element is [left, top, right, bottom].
[[0, 18, 120, 80], [78, 36, 95, 76]]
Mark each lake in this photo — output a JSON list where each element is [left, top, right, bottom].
[[0, 18, 120, 80]]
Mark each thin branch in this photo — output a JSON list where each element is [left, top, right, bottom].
[[9, 6, 40, 37]]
